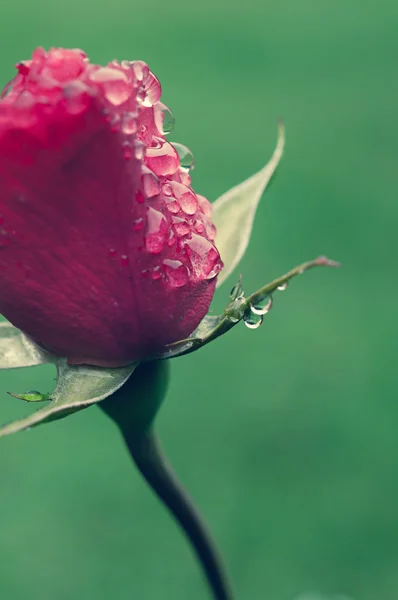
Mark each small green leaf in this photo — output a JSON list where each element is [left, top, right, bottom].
[[0, 359, 137, 438], [213, 122, 285, 289], [8, 390, 51, 402], [0, 321, 52, 369]]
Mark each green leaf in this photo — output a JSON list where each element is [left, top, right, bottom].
[[212, 122, 285, 289], [0, 359, 137, 438], [159, 256, 341, 360], [0, 321, 51, 369]]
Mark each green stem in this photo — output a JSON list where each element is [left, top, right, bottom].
[[124, 428, 234, 600], [100, 362, 234, 600]]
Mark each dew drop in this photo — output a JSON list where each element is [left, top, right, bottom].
[[172, 142, 195, 171], [145, 138, 180, 176], [134, 62, 161, 107], [145, 207, 169, 254], [151, 265, 162, 280], [250, 296, 273, 316], [244, 312, 263, 330], [122, 141, 133, 160], [109, 248, 117, 257], [172, 217, 191, 236], [162, 183, 173, 196], [90, 68, 130, 106], [120, 254, 129, 267], [142, 167, 161, 198], [135, 142, 145, 160], [154, 102, 175, 135], [131, 60, 149, 82], [163, 259, 190, 287], [194, 219, 205, 234], [165, 198, 180, 214], [277, 282, 288, 291], [169, 182, 198, 215], [122, 112, 138, 135], [179, 171, 192, 186], [168, 230, 176, 246], [133, 217, 144, 231], [184, 233, 222, 280]]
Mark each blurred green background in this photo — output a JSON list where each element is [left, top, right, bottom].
[[0, 1, 396, 599]]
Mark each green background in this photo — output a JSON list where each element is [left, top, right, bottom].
[[0, 1, 396, 599]]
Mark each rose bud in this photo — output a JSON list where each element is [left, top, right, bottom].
[[0, 48, 223, 367]]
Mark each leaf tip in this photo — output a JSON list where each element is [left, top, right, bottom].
[[314, 255, 342, 269]]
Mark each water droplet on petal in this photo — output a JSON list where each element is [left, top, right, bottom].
[[168, 230, 176, 246], [135, 142, 145, 160], [154, 102, 175, 134], [172, 142, 195, 171], [179, 171, 192, 186], [122, 141, 133, 160], [131, 60, 149, 82], [120, 254, 129, 267], [162, 183, 173, 196], [133, 217, 144, 231], [142, 167, 161, 198], [90, 68, 130, 106], [151, 265, 162, 280], [163, 259, 190, 287], [122, 112, 138, 135], [184, 233, 222, 280], [145, 138, 179, 176], [145, 207, 169, 254], [194, 219, 205, 234], [277, 282, 288, 291], [250, 296, 273, 315], [165, 198, 180, 214], [169, 182, 198, 215], [109, 248, 117, 257], [244, 312, 263, 329], [172, 217, 191, 236]]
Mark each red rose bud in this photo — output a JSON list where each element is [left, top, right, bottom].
[[0, 48, 223, 367]]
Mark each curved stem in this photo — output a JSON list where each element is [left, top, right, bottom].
[[123, 428, 234, 600]]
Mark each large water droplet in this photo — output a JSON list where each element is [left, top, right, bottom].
[[172, 142, 195, 171], [145, 138, 180, 176], [141, 167, 161, 198], [90, 68, 130, 106], [184, 233, 222, 280], [154, 102, 175, 135], [145, 207, 169, 254], [250, 296, 273, 315], [169, 182, 198, 215], [133, 62, 161, 107], [163, 259, 190, 287], [244, 312, 263, 329], [277, 282, 288, 291]]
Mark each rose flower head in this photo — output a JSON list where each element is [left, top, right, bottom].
[[0, 47, 223, 367], [0, 48, 339, 435]]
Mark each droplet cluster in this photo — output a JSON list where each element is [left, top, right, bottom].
[[99, 58, 223, 288], [0, 49, 223, 289]]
